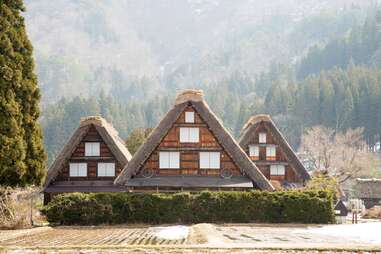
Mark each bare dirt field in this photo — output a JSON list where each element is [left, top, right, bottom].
[[1, 223, 381, 253]]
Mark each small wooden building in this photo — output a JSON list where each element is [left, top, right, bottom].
[[238, 115, 310, 188], [355, 178, 381, 209], [115, 90, 274, 192], [43, 116, 132, 204], [334, 200, 348, 224]]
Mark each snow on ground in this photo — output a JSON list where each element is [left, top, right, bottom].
[[151, 225, 189, 240], [295, 222, 381, 244]]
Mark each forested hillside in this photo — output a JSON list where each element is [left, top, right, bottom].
[[21, 0, 381, 163], [298, 8, 381, 79]]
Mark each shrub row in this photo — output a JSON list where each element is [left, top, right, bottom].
[[42, 190, 335, 225]]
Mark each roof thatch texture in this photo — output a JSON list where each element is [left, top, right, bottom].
[[44, 116, 132, 189], [115, 90, 274, 191], [238, 114, 310, 181], [355, 178, 381, 198]]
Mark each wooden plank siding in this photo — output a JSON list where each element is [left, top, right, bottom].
[[56, 125, 123, 181], [141, 106, 242, 177], [242, 122, 302, 183]]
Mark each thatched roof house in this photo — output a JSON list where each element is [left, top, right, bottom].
[[355, 178, 381, 208], [44, 116, 131, 199], [115, 90, 274, 191], [238, 114, 310, 186]]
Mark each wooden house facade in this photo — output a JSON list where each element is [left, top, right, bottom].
[[43, 116, 132, 204], [238, 115, 310, 188], [115, 90, 274, 191]]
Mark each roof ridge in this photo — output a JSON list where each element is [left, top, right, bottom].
[[80, 116, 119, 137], [174, 89, 204, 105], [356, 178, 381, 182], [242, 114, 271, 133]]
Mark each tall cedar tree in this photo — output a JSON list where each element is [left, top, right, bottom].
[[0, 0, 46, 186]]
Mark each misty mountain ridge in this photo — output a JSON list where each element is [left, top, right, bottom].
[[24, 0, 376, 105]]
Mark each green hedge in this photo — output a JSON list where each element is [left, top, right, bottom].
[[42, 190, 335, 225]]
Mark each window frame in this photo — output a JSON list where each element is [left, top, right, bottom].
[[97, 162, 116, 177], [179, 127, 199, 143], [85, 142, 100, 157], [259, 132, 267, 143], [249, 145, 259, 157], [185, 111, 195, 123], [199, 152, 221, 169], [266, 145, 276, 159], [159, 151, 180, 169], [69, 163, 87, 177], [270, 164, 285, 176]]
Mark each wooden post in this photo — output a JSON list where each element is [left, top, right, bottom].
[[352, 211, 358, 224], [30, 195, 33, 227]]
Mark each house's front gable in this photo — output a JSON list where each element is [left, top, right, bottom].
[[239, 115, 310, 187], [54, 125, 124, 182], [115, 90, 274, 191], [44, 117, 131, 200], [141, 106, 242, 178]]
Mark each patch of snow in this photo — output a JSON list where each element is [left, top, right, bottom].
[[151, 225, 189, 240], [296, 222, 381, 244]]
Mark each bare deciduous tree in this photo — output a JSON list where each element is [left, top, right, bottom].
[[299, 126, 380, 185]]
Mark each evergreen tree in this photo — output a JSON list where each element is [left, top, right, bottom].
[[298, 6, 381, 79], [318, 73, 335, 126], [125, 128, 153, 155], [0, 0, 46, 186], [99, 89, 113, 122], [264, 82, 285, 115], [234, 104, 249, 136]]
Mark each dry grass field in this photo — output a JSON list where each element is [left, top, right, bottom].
[[1, 223, 381, 253]]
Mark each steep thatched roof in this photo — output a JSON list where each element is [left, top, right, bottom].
[[44, 116, 132, 189], [115, 90, 274, 191], [238, 114, 310, 181], [355, 178, 381, 198]]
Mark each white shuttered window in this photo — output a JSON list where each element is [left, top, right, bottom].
[[266, 145, 276, 157], [85, 142, 100, 156], [98, 163, 115, 177], [159, 152, 180, 169], [270, 165, 285, 175], [179, 127, 199, 143], [69, 163, 87, 177], [249, 145, 259, 157], [199, 152, 220, 169], [259, 133, 267, 143], [185, 112, 195, 123]]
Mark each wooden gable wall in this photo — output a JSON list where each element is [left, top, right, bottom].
[[140, 106, 242, 176], [55, 125, 123, 181], [242, 122, 301, 183]]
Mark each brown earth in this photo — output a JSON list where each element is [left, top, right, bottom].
[[0, 224, 380, 253]]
